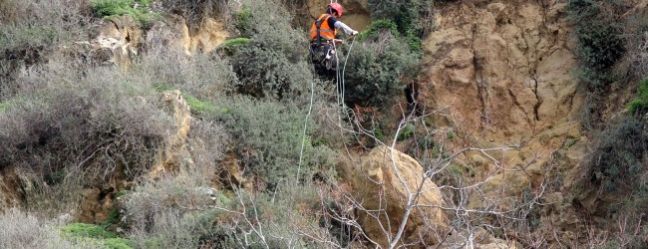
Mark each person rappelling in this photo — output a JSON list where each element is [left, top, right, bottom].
[[309, 3, 358, 75]]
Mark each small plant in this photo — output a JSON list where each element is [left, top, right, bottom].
[[61, 223, 119, 239], [234, 6, 253, 36], [0, 102, 8, 112], [628, 79, 648, 115], [61, 223, 133, 249], [358, 19, 399, 41], [184, 93, 217, 115], [90, 0, 158, 26], [397, 123, 415, 141], [221, 37, 252, 48]]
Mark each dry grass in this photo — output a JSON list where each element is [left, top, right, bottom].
[[0, 209, 84, 249]]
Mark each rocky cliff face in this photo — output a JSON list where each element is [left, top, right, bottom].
[[421, 0, 586, 200]]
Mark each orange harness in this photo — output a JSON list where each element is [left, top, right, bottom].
[[309, 14, 337, 43]]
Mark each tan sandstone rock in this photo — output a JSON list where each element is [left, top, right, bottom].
[[93, 16, 143, 69], [148, 90, 193, 178], [346, 146, 448, 247], [420, 0, 585, 203]]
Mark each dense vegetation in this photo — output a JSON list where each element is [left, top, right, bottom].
[[0, 0, 341, 247], [3, 0, 648, 247], [568, 0, 648, 246]]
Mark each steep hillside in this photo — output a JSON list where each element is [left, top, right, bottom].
[[2, 0, 648, 248]]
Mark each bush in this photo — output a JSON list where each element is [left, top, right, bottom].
[[0, 209, 80, 249], [575, 22, 625, 85], [576, 116, 648, 217], [61, 223, 134, 249], [368, 0, 433, 37], [122, 168, 230, 248], [0, 0, 90, 97], [218, 37, 252, 55], [233, 6, 254, 37], [90, 0, 158, 27], [0, 57, 176, 213], [586, 118, 647, 193], [207, 97, 337, 188], [135, 48, 239, 104], [568, 0, 626, 87], [229, 0, 314, 101], [62, 223, 119, 240], [231, 46, 313, 99], [628, 79, 648, 115], [367, 0, 433, 51], [342, 28, 419, 108]]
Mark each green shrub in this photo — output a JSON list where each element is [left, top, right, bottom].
[[575, 22, 625, 83], [61, 223, 133, 249], [367, 0, 432, 51], [231, 46, 312, 99], [577, 116, 648, 216], [397, 123, 415, 141], [358, 19, 399, 41], [62, 223, 119, 240], [122, 166, 234, 248], [184, 93, 218, 115], [568, 0, 626, 87], [342, 30, 419, 108], [0, 102, 8, 112], [221, 37, 252, 48], [229, 0, 313, 100], [628, 79, 648, 115], [103, 238, 134, 249], [234, 6, 254, 37], [368, 0, 433, 36], [90, 0, 158, 26], [207, 97, 336, 187]]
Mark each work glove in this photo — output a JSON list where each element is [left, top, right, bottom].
[[351, 30, 359, 36]]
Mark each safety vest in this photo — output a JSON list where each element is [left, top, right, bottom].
[[309, 14, 337, 42]]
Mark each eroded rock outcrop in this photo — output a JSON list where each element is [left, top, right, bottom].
[[423, 0, 582, 142], [88, 15, 229, 69], [146, 15, 229, 56], [91, 16, 143, 69], [345, 146, 448, 247], [421, 0, 586, 200], [148, 90, 193, 178]]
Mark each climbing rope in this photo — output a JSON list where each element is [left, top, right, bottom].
[[296, 63, 315, 179], [297, 35, 356, 181]]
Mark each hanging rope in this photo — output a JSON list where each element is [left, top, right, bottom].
[[297, 36, 356, 182], [296, 64, 315, 179]]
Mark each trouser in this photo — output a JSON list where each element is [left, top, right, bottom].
[[310, 42, 337, 79]]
